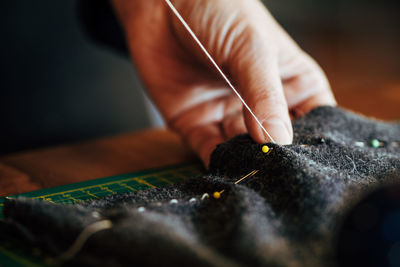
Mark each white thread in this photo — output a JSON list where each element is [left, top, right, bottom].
[[164, 0, 275, 143], [189, 198, 197, 203], [56, 220, 112, 263], [201, 193, 209, 200]]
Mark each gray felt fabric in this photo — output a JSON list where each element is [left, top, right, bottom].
[[1, 106, 400, 266]]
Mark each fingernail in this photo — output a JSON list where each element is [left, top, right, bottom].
[[262, 119, 292, 145]]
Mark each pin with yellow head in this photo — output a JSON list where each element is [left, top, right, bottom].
[[213, 170, 259, 199], [262, 145, 273, 155], [262, 145, 270, 153], [213, 191, 222, 199]]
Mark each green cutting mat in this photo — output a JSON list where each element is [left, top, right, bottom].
[[0, 163, 204, 266]]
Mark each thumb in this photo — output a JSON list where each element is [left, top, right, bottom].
[[229, 38, 293, 145]]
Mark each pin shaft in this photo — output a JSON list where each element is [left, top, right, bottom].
[[234, 170, 259, 185], [214, 169, 259, 198]]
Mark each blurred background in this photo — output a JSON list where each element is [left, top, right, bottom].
[[1, 0, 399, 156]]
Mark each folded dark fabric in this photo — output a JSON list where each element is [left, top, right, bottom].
[[2, 106, 400, 266]]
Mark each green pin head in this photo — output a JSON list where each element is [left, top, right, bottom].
[[371, 139, 380, 148]]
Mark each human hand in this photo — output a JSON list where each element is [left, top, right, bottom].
[[112, 0, 336, 167]]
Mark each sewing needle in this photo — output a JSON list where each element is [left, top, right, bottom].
[[164, 0, 276, 143]]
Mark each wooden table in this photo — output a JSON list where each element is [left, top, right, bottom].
[[0, 129, 197, 197]]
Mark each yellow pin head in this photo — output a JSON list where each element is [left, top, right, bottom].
[[213, 192, 221, 199], [262, 145, 270, 154]]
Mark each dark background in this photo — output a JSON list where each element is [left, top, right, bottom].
[[1, 0, 399, 156]]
